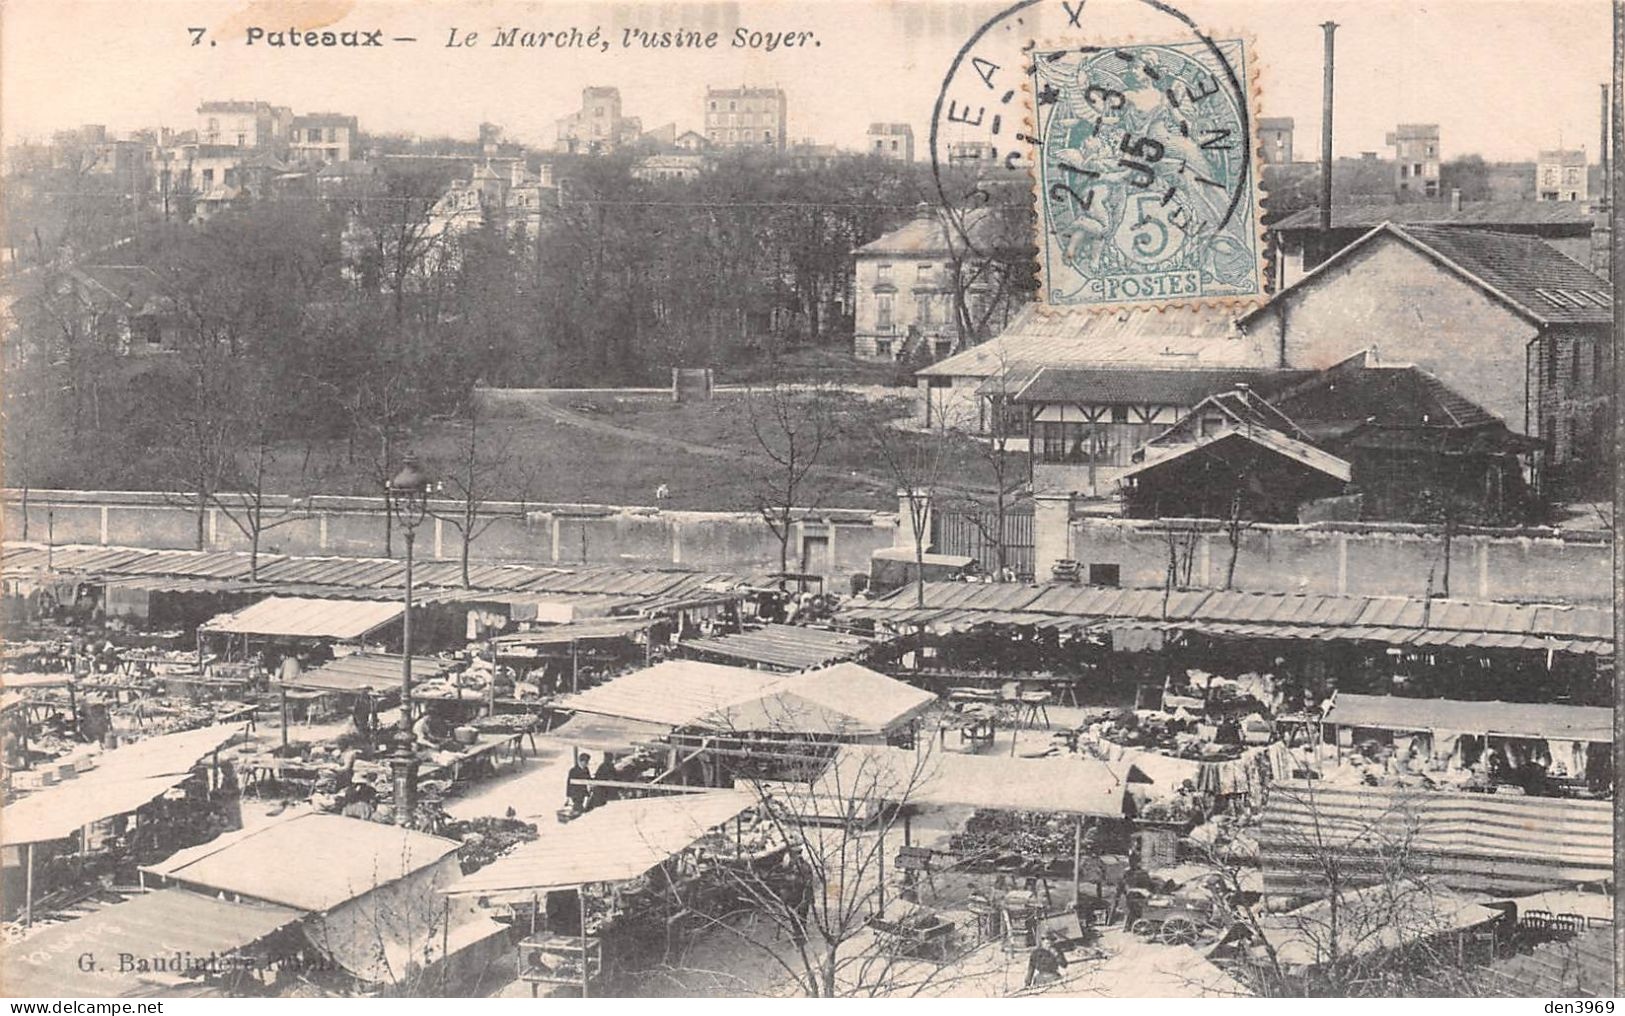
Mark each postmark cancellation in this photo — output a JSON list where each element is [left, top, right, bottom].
[[1026, 37, 1265, 313]]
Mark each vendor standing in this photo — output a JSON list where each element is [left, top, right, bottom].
[[565, 753, 593, 814], [589, 755, 619, 809]]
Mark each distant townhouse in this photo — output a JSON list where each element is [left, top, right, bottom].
[[631, 154, 706, 182], [1388, 123, 1441, 199], [289, 113, 359, 165], [555, 86, 642, 154], [674, 130, 710, 152], [866, 123, 915, 162], [1536, 149, 1589, 202], [196, 101, 291, 149], [5, 264, 177, 364], [852, 206, 1019, 364], [703, 86, 787, 150]]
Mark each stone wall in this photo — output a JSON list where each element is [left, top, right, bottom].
[[2, 489, 897, 581], [1042, 511, 1610, 605]]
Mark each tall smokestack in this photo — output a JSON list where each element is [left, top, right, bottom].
[[1319, 22, 1338, 261], [1602, 83, 1611, 205]]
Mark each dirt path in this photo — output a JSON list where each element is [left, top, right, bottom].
[[523, 392, 993, 497]]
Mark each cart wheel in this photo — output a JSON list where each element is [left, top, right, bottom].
[[1158, 916, 1199, 946], [1128, 918, 1157, 938]]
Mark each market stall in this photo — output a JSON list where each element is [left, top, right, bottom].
[[489, 617, 667, 696], [2, 888, 304, 997], [1318, 693, 1612, 796], [441, 789, 760, 996], [2, 723, 246, 924], [675, 624, 877, 673]]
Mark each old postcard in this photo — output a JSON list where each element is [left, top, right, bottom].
[[0, 0, 1618, 1001]]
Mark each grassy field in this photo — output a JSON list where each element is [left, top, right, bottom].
[[268, 387, 1018, 512]]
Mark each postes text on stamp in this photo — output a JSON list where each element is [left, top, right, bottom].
[[1029, 38, 1263, 311]]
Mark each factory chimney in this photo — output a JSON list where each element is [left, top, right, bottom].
[[1318, 22, 1339, 264]]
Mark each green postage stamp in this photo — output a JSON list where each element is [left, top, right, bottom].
[[1029, 38, 1264, 311]]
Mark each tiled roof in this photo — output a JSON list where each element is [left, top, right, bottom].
[[854, 206, 1002, 256], [1013, 366, 1310, 405], [291, 113, 357, 128], [1399, 224, 1612, 325], [1272, 199, 1595, 232], [1268, 354, 1501, 429], [921, 304, 1264, 378]]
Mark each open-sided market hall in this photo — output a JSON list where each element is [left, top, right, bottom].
[[0, 542, 1613, 997]]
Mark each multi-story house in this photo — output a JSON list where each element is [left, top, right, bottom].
[[1387, 123, 1440, 199], [866, 123, 915, 162], [703, 86, 787, 150], [1257, 117, 1295, 165], [851, 206, 1020, 363], [196, 101, 290, 149], [555, 87, 642, 154], [289, 113, 359, 165], [1536, 149, 1589, 202]]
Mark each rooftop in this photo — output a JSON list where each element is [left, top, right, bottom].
[[854, 206, 1005, 256], [1271, 198, 1596, 233], [1268, 351, 1501, 431], [920, 304, 1263, 379], [1399, 224, 1612, 326], [1013, 365, 1310, 406]]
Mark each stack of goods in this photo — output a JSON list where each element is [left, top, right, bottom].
[[446, 815, 540, 873], [949, 810, 1076, 874]]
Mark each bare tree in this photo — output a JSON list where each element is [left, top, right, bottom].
[[432, 395, 539, 587], [943, 347, 1028, 580], [744, 383, 837, 576], [681, 743, 967, 997], [209, 412, 313, 580], [1196, 777, 1490, 997], [868, 415, 956, 609]]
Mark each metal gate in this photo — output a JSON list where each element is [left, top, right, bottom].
[[932, 501, 1035, 580]]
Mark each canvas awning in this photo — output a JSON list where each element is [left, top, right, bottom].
[[552, 660, 779, 728], [144, 812, 460, 912], [1322, 693, 1612, 742], [1260, 881, 1500, 969], [281, 654, 450, 695], [4, 724, 243, 845], [1, 888, 303, 998], [443, 790, 756, 902], [814, 745, 1131, 817], [200, 597, 403, 640], [678, 624, 876, 671], [539, 713, 676, 754], [706, 663, 937, 737]]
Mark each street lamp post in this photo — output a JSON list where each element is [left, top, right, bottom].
[[385, 455, 434, 827]]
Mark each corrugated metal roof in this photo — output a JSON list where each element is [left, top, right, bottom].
[[494, 617, 660, 646], [553, 660, 779, 728], [200, 597, 403, 639], [5, 724, 244, 844], [145, 812, 460, 911], [444, 790, 756, 899], [3, 889, 303, 998], [849, 583, 1612, 653], [677, 624, 875, 671], [1323, 693, 1612, 741], [284, 653, 452, 694], [919, 304, 1263, 378]]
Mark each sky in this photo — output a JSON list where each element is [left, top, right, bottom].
[[1, 0, 1613, 163]]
